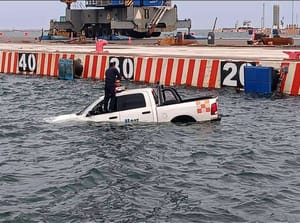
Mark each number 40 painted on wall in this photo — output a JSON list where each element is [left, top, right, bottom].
[[18, 53, 37, 72]]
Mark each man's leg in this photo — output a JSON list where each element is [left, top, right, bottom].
[[103, 88, 110, 112], [110, 95, 116, 112], [108, 88, 116, 112]]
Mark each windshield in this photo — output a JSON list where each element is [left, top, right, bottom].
[[76, 96, 104, 115], [76, 98, 97, 115]]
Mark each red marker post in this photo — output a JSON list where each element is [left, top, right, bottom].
[[23, 31, 30, 42], [128, 37, 132, 44], [95, 39, 108, 53]]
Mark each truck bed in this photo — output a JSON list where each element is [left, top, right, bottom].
[[181, 95, 217, 103]]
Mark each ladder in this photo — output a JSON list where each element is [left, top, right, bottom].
[[147, 6, 168, 30], [73, 1, 86, 8]]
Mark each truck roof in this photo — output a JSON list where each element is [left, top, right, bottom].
[[116, 87, 154, 96]]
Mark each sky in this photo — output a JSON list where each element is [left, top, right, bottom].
[[0, 1, 299, 30]]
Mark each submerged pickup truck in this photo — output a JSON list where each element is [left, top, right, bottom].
[[51, 85, 221, 123]]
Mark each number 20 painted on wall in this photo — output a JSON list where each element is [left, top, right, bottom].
[[18, 53, 37, 72], [221, 61, 256, 88]]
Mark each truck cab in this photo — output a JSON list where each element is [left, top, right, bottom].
[[73, 85, 220, 124], [79, 88, 158, 123]]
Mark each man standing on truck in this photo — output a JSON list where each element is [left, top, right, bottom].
[[103, 61, 122, 112]]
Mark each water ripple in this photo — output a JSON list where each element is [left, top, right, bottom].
[[0, 74, 299, 222]]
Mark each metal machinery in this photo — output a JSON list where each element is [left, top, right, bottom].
[[50, 0, 192, 38]]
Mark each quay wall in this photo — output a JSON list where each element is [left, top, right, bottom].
[[0, 50, 299, 96]]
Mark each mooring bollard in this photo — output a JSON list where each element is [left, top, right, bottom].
[[128, 37, 132, 44], [95, 39, 108, 53]]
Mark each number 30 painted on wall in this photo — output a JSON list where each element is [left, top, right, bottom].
[[221, 61, 256, 88], [109, 57, 134, 80]]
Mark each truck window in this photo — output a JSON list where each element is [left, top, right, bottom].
[[162, 89, 179, 105], [163, 90, 176, 101], [90, 101, 104, 115], [116, 93, 146, 111]]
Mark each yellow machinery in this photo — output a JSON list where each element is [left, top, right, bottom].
[[158, 32, 198, 46]]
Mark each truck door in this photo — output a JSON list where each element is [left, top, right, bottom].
[[89, 111, 120, 122], [86, 99, 120, 122], [117, 93, 154, 123]]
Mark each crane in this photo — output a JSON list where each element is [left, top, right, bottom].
[[49, 0, 192, 39]]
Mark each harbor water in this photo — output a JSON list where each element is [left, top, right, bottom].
[[1, 29, 300, 44], [0, 74, 299, 222]]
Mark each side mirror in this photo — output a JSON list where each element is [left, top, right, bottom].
[[87, 111, 94, 117]]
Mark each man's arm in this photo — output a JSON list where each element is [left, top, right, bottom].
[[115, 68, 126, 80]]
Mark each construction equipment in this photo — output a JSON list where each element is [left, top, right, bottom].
[[158, 32, 199, 46], [247, 32, 294, 46], [49, 0, 192, 39]]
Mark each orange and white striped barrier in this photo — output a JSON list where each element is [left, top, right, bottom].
[[0, 51, 75, 76], [281, 61, 300, 96], [0, 50, 299, 96], [82, 54, 108, 80], [36, 52, 75, 77], [0, 51, 18, 74], [134, 57, 220, 88]]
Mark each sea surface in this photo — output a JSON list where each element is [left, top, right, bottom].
[[0, 29, 299, 43], [0, 74, 299, 223]]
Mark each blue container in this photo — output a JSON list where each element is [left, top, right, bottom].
[[111, 0, 125, 6], [58, 59, 74, 80], [134, 0, 163, 6], [244, 66, 273, 94], [133, 0, 142, 6], [142, 0, 163, 6]]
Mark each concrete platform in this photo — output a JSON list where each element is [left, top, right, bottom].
[[0, 42, 299, 61]]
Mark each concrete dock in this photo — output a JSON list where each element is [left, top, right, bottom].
[[0, 41, 299, 96], [0, 41, 298, 61]]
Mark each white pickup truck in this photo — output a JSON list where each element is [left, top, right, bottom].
[[51, 85, 221, 123]]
